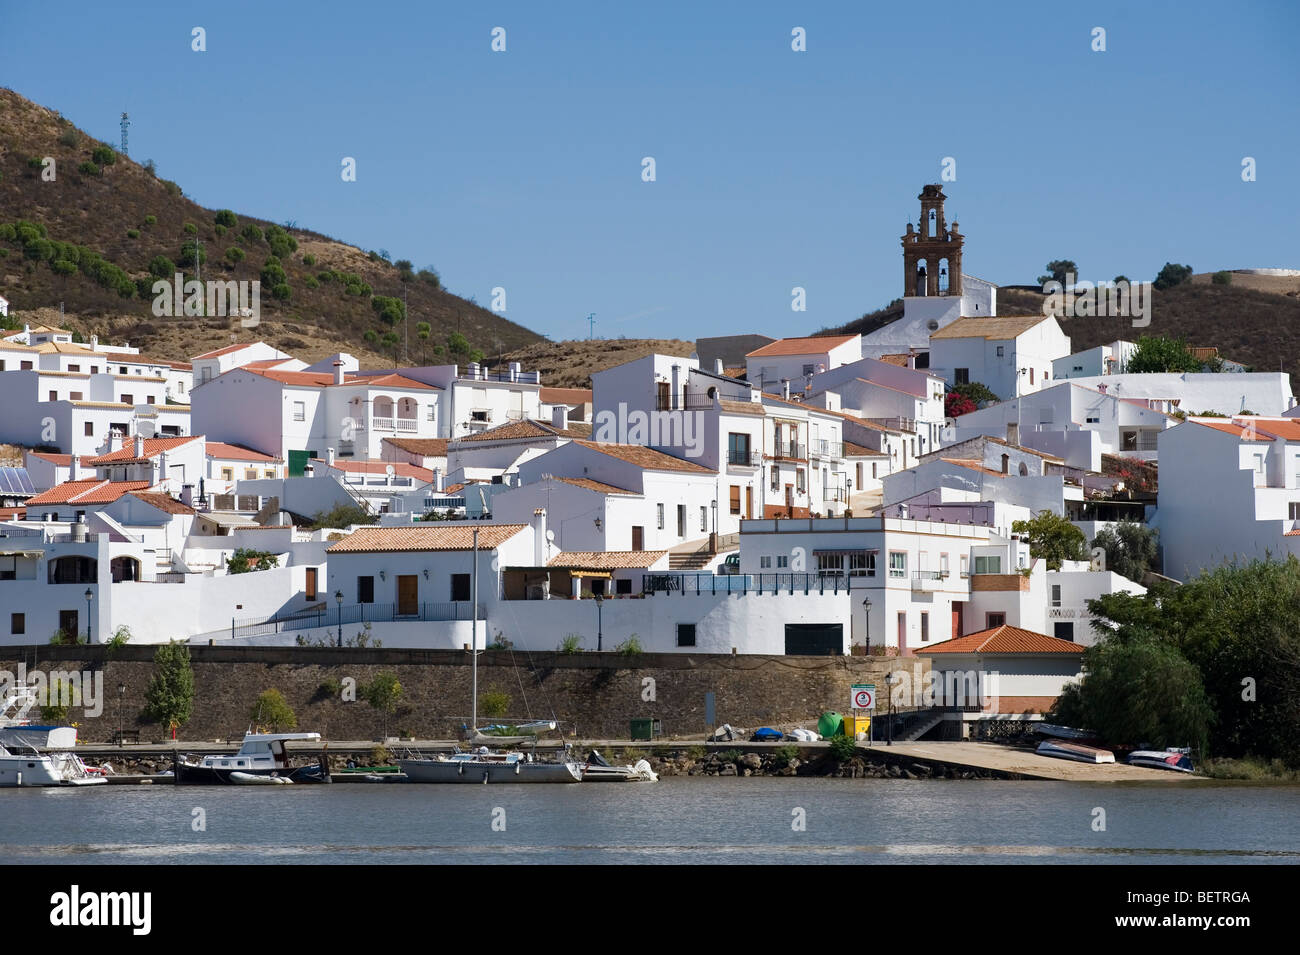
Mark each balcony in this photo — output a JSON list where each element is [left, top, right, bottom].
[[866, 417, 916, 433], [371, 416, 419, 432], [656, 392, 716, 411], [727, 449, 760, 467], [769, 443, 806, 461], [911, 569, 944, 591], [810, 439, 844, 459]]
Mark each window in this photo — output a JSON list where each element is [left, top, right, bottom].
[[657, 503, 665, 530], [677, 623, 697, 647], [760, 555, 772, 568], [817, 554, 844, 577], [1290, 502, 1300, 520], [849, 553, 875, 577], [357, 576, 374, 603], [796, 468, 805, 493], [427, 404, 435, 421], [68, 364, 80, 372], [700, 506, 707, 532], [1029, 369, 1035, 385], [120, 393, 133, 405], [147, 396, 155, 405], [729, 485, 741, 515], [49, 390, 58, 401], [1254, 454, 1265, 475], [244, 469, 257, 480], [1086, 415, 1100, 424], [1054, 622, 1075, 642], [70, 392, 82, 401], [1051, 584, 1061, 608], [293, 401, 306, 422], [10, 613, 24, 635], [305, 568, 317, 601], [986, 612, 1006, 628], [470, 410, 490, 422], [939, 553, 949, 577], [802, 363, 816, 376], [119, 366, 128, 374], [770, 466, 779, 491], [221, 468, 234, 481], [973, 555, 1002, 574], [920, 612, 929, 642], [21, 361, 33, 370], [995, 346, 1004, 358], [776, 555, 788, 569], [889, 552, 906, 578], [955, 368, 970, 385], [84, 422, 94, 437], [960, 554, 969, 577], [265, 470, 276, 479], [450, 573, 471, 601], [616, 578, 633, 595], [727, 432, 752, 465]]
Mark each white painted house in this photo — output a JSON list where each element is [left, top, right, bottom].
[[745, 334, 863, 396], [1063, 372, 1294, 417], [928, 315, 1072, 399]]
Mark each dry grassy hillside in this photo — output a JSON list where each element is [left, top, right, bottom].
[[0, 88, 543, 365], [492, 338, 697, 388]]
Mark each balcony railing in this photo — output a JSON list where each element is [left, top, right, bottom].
[[370, 416, 419, 432], [866, 417, 916, 433], [642, 572, 861, 596], [809, 439, 844, 458], [655, 392, 716, 411], [770, 443, 806, 461], [727, 449, 760, 467], [196, 601, 488, 642], [459, 365, 541, 384]]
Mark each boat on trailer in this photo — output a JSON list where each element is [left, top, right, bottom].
[[1035, 740, 1115, 764], [174, 732, 331, 785], [1127, 749, 1194, 773]]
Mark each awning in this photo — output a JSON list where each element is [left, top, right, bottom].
[[568, 570, 613, 578], [812, 548, 875, 556]]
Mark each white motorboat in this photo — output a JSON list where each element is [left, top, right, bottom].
[[0, 743, 107, 787], [580, 749, 659, 782], [398, 747, 582, 784], [1035, 740, 1115, 764], [0, 680, 106, 787], [174, 732, 330, 784]]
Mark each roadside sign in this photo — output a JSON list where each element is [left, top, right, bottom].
[[851, 684, 876, 710]]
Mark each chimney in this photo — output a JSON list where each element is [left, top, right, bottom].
[[781, 379, 791, 401], [467, 361, 480, 379], [509, 361, 521, 382], [181, 484, 193, 507], [552, 405, 568, 430], [109, 430, 124, 453], [157, 450, 169, 488], [69, 455, 80, 481], [133, 434, 145, 459], [90, 334, 99, 351], [670, 365, 681, 410], [326, 447, 336, 466], [532, 507, 547, 566], [714, 358, 724, 374], [333, 359, 344, 386], [907, 349, 917, 369]]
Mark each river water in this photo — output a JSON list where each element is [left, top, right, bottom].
[[3, 778, 1297, 864]]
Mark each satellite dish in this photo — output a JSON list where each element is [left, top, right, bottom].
[[546, 530, 555, 543], [385, 465, 395, 478]]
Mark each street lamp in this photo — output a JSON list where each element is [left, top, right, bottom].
[[884, 670, 897, 746], [335, 590, 344, 647], [84, 587, 93, 643], [594, 592, 604, 651], [862, 595, 872, 649], [117, 682, 125, 746]]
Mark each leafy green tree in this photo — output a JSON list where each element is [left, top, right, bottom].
[[149, 255, 176, 278], [951, 381, 999, 405], [363, 673, 403, 737], [240, 224, 264, 244], [226, 549, 278, 573], [1126, 336, 1205, 374], [179, 239, 205, 268], [1011, 510, 1088, 570], [417, 267, 441, 288], [39, 676, 80, 722], [1211, 270, 1232, 285], [214, 209, 238, 228], [142, 641, 195, 734], [446, 331, 472, 357], [225, 246, 245, 265], [309, 503, 375, 529], [91, 145, 117, 166], [1153, 262, 1193, 290], [1091, 521, 1159, 582], [372, 295, 405, 325], [77, 161, 100, 177], [1050, 637, 1212, 751], [260, 259, 286, 287], [250, 689, 297, 732], [1037, 259, 1078, 286]]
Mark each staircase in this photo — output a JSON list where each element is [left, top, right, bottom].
[[889, 709, 948, 742], [669, 549, 713, 570]]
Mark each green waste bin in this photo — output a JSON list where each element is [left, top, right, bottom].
[[629, 718, 656, 741], [818, 711, 844, 739]]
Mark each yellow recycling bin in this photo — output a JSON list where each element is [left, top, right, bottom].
[[842, 715, 871, 739]]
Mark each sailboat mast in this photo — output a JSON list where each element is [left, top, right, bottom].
[[471, 525, 478, 736]]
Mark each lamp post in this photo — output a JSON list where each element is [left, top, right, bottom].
[[862, 595, 872, 650], [885, 670, 896, 746], [84, 587, 93, 643], [594, 592, 604, 651], [335, 590, 344, 647], [117, 682, 125, 746]]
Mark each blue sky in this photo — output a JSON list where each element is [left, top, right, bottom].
[[3, 1, 1297, 343]]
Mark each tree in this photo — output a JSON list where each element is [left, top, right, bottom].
[[214, 209, 238, 228], [39, 675, 80, 723], [91, 145, 117, 166], [142, 641, 195, 735], [227, 549, 278, 573], [951, 381, 999, 406], [1091, 521, 1159, 582], [945, 391, 977, 417], [1125, 336, 1205, 374], [363, 673, 403, 738], [148, 255, 176, 278], [1153, 262, 1193, 291], [1212, 270, 1232, 285], [446, 331, 472, 357], [1050, 637, 1213, 751], [1037, 259, 1078, 286], [1011, 510, 1088, 570], [250, 689, 297, 732]]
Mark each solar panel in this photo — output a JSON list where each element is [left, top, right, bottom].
[[0, 468, 36, 495]]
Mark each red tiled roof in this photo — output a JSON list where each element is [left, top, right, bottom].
[[242, 367, 437, 390], [1192, 419, 1271, 442], [460, 419, 580, 443], [205, 442, 281, 462], [940, 457, 1008, 477], [917, 625, 1085, 655], [552, 476, 639, 496], [746, 335, 858, 358], [28, 452, 72, 466], [877, 353, 912, 367], [192, 343, 255, 359], [842, 440, 887, 457], [126, 492, 195, 515], [540, 387, 593, 404], [319, 459, 434, 483], [25, 479, 153, 506], [547, 550, 668, 569], [326, 523, 528, 552], [572, 440, 714, 474], [382, 437, 448, 457], [85, 435, 202, 465]]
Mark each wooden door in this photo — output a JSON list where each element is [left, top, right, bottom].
[[745, 486, 753, 520], [785, 484, 794, 517], [397, 575, 418, 616], [677, 504, 686, 537], [305, 567, 317, 601], [632, 526, 644, 550]]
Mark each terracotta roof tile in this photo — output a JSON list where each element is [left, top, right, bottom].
[[917, 625, 1085, 655], [929, 316, 1053, 341], [85, 435, 202, 465], [126, 492, 195, 515], [205, 442, 282, 462], [460, 419, 580, 443], [877, 353, 912, 367], [192, 343, 255, 359], [28, 452, 72, 466], [940, 457, 1008, 477], [326, 523, 528, 553], [25, 479, 152, 506], [321, 459, 434, 483], [718, 399, 765, 417], [382, 437, 448, 457], [552, 477, 639, 496], [572, 440, 714, 474], [746, 335, 858, 358], [547, 550, 668, 569], [842, 440, 887, 457], [540, 387, 593, 404]]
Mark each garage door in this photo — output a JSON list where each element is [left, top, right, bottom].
[[784, 623, 843, 656]]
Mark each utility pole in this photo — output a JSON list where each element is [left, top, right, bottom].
[[587, 312, 596, 340]]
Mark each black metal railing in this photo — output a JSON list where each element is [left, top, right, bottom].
[[201, 601, 487, 641], [770, 443, 806, 460], [727, 449, 760, 466], [641, 572, 862, 596]]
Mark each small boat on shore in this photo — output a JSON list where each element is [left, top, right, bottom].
[[1127, 750, 1194, 773], [174, 732, 330, 785], [580, 749, 658, 782], [1034, 724, 1100, 743], [398, 746, 582, 784], [1036, 740, 1115, 764]]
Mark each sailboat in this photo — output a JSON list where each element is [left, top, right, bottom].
[[397, 525, 583, 784]]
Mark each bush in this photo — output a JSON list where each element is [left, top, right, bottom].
[[0, 223, 15, 241], [1153, 262, 1194, 291], [773, 744, 801, 767], [78, 161, 100, 177], [260, 260, 286, 287], [51, 259, 77, 275], [1212, 270, 1233, 285], [240, 224, 264, 244], [558, 634, 584, 653], [250, 689, 297, 732], [417, 267, 441, 287], [142, 641, 195, 733], [372, 295, 405, 325], [126, 229, 140, 239], [265, 224, 297, 258], [226, 548, 278, 574], [304, 276, 319, 289], [271, 283, 291, 301], [309, 503, 375, 530], [144, 214, 157, 226], [225, 246, 245, 264], [214, 224, 226, 236], [149, 255, 177, 278], [27, 155, 43, 170], [162, 179, 182, 197], [91, 145, 116, 166], [179, 239, 206, 268], [183, 222, 198, 235], [480, 690, 510, 718], [302, 253, 316, 266], [58, 128, 80, 148], [614, 635, 643, 656], [214, 209, 238, 228], [827, 734, 858, 761]]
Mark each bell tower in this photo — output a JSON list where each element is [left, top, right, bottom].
[[901, 184, 963, 299]]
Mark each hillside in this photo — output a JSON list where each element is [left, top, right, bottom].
[[825, 277, 1300, 376], [0, 89, 544, 366], [494, 337, 697, 388]]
